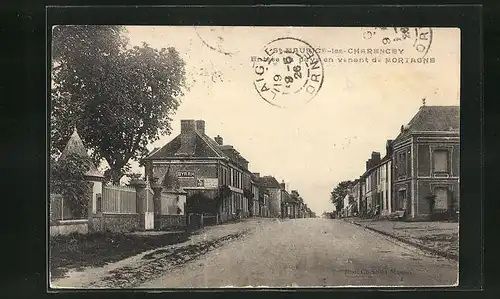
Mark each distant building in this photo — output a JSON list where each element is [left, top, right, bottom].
[[251, 173, 261, 217], [255, 175, 282, 218], [392, 105, 460, 220]]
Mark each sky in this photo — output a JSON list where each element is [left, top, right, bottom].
[[121, 26, 460, 215]]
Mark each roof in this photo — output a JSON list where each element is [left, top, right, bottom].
[[58, 128, 104, 178], [143, 129, 250, 170], [282, 191, 297, 203], [394, 105, 460, 143], [255, 176, 281, 188]]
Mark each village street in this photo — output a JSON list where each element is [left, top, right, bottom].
[[138, 218, 457, 288]]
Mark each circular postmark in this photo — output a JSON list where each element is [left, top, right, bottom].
[[252, 37, 324, 108], [362, 27, 433, 57], [194, 26, 240, 56]]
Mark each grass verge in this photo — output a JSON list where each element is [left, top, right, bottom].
[[50, 231, 190, 280]]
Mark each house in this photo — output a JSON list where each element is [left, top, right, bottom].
[[142, 119, 253, 223], [257, 186, 271, 217], [289, 190, 303, 218], [361, 152, 380, 216], [250, 173, 261, 217], [281, 188, 297, 218], [360, 144, 393, 217], [392, 105, 460, 220], [349, 179, 361, 216], [255, 175, 282, 218]]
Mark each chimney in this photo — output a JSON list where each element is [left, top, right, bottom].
[[372, 152, 381, 164], [279, 180, 286, 190], [400, 125, 404, 133], [366, 159, 371, 171], [214, 135, 223, 145], [195, 120, 205, 135], [176, 120, 197, 156], [253, 172, 260, 178], [181, 120, 197, 134], [386, 139, 393, 156]]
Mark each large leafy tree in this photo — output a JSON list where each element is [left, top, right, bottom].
[[330, 180, 354, 212], [51, 25, 187, 185]]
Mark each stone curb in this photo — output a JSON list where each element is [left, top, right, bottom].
[[346, 219, 458, 261]]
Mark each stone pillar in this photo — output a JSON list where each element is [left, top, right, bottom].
[[152, 183, 163, 230], [86, 181, 95, 218], [130, 179, 147, 230]]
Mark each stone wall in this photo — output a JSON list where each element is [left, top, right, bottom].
[[50, 219, 89, 236], [156, 214, 187, 230], [89, 213, 140, 232]]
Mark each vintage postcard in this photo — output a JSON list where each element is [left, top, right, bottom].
[[49, 26, 460, 289]]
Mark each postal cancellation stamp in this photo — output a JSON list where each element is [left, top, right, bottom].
[[252, 37, 325, 108]]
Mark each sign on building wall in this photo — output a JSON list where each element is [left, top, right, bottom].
[[196, 178, 219, 188], [178, 171, 195, 178]]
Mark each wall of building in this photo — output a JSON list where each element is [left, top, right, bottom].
[[393, 144, 412, 180], [392, 181, 412, 214], [151, 161, 219, 189], [414, 136, 460, 218], [416, 180, 459, 215], [268, 188, 281, 217], [376, 162, 392, 216]]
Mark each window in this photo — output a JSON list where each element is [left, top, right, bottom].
[[433, 149, 449, 173], [398, 152, 407, 177], [434, 187, 449, 210]]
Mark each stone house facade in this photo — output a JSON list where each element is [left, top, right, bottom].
[[392, 105, 460, 220]]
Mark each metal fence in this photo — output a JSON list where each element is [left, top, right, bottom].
[[102, 185, 137, 213]]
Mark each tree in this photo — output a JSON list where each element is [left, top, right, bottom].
[[330, 180, 354, 212], [50, 153, 92, 218], [51, 25, 187, 185]]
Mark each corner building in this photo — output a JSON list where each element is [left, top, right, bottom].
[[142, 120, 252, 223]]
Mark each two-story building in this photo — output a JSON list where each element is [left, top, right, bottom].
[[359, 144, 392, 217], [250, 173, 261, 217], [361, 152, 380, 216], [255, 175, 281, 218], [392, 105, 460, 220], [142, 119, 253, 223]]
